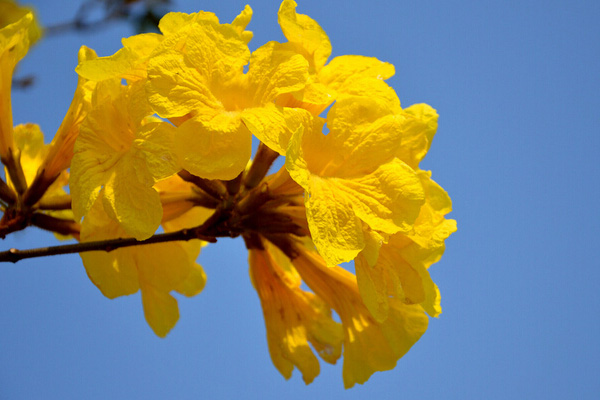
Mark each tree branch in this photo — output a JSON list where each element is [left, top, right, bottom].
[[0, 227, 217, 264]]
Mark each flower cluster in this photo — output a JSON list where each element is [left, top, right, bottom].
[[0, 0, 455, 388]]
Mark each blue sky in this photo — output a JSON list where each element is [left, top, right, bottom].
[[1, 0, 599, 399]]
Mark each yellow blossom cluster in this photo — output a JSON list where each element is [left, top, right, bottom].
[[0, 0, 455, 388]]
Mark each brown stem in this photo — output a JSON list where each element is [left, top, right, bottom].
[[2, 150, 27, 195], [244, 143, 279, 190], [30, 213, 80, 238], [226, 172, 243, 196], [37, 194, 72, 210], [0, 226, 218, 264], [0, 178, 16, 205], [178, 170, 227, 200]]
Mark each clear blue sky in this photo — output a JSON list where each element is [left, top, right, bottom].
[[1, 0, 599, 399]]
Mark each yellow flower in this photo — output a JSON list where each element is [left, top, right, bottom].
[[249, 239, 343, 384], [276, 0, 396, 115], [79, 198, 207, 337], [286, 97, 425, 266], [145, 7, 309, 179], [0, 11, 34, 161], [70, 79, 179, 240], [354, 105, 456, 321], [74, 6, 254, 83], [290, 241, 428, 388]]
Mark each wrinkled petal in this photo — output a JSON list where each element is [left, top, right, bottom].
[[304, 177, 366, 266], [319, 55, 395, 89], [396, 104, 439, 169], [278, 0, 331, 72], [231, 5, 253, 44], [76, 33, 162, 82], [147, 20, 249, 118], [158, 11, 219, 36], [246, 41, 308, 104]]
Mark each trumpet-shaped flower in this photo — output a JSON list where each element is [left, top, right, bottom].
[[286, 96, 425, 266], [291, 243, 428, 388], [0, 11, 34, 161], [70, 79, 178, 239], [249, 240, 343, 384], [145, 9, 309, 179]]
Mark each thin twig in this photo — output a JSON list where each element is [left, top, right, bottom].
[[0, 227, 217, 264]]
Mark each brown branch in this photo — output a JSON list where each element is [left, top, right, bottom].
[[0, 227, 218, 264]]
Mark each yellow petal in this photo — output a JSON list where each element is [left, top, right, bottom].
[[246, 41, 308, 104], [80, 197, 204, 337], [344, 159, 425, 232], [79, 200, 140, 299], [174, 114, 252, 180], [319, 55, 395, 88], [241, 104, 295, 155], [406, 171, 457, 266], [70, 82, 139, 221], [278, 0, 331, 72], [133, 121, 178, 181], [76, 33, 163, 82], [11, 123, 45, 185], [230, 5, 253, 44], [276, 80, 333, 116], [101, 152, 163, 240], [396, 103, 439, 169], [304, 176, 366, 266], [286, 116, 425, 265], [174, 261, 207, 297], [146, 48, 222, 118], [0, 2, 41, 45], [158, 11, 219, 36], [141, 284, 179, 337], [147, 21, 250, 118]]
